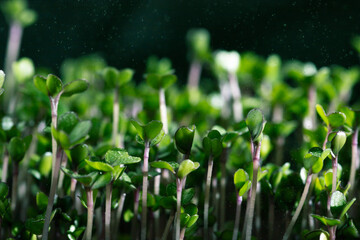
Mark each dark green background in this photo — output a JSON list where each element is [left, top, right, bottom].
[[1, 0, 360, 81]]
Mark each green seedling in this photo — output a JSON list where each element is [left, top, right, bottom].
[[86, 148, 141, 240], [202, 129, 222, 239], [130, 119, 164, 240], [1, 0, 36, 113], [186, 28, 211, 89], [283, 147, 330, 240], [242, 108, 266, 240], [175, 125, 196, 159], [103, 67, 134, 148], [150, 159, 200, 240], [146, 57, 177, 134], [33, 70, 89, 240], [214, 50, 243, 121], [232, 168, 251, 240]]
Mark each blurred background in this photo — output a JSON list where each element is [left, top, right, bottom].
[[1, 0, 360, 82]]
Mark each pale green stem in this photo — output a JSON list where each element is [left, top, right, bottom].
[[187, 60, 202, 90], [42, 149, 63, 240], [159, 88, 168, 134], [242, 141, 261, 240], [232, 195, 242, 240], [105, 183, 113, 240], [154, 168, 161, 240], [85, 188, 94, 240], [112, 87, 120, 147], [3, 21, 23, 114], [283, 172, 313, 240], [204, 155, 214, 240], [141, 142, 150, 240], [328, 155, 339, 240], [161, 212, 174, 240], [50, 96, 59, 180], [1, 150, 9, 183], [132, 188, 140, 240], [228, 72, 243, 122], [57, 155, 68, 196], [114, 192, 126, 237], [220, 152, 227, 231], [349, 128, 358, 195]]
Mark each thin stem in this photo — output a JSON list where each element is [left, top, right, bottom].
[[70, 178, 77, 200], [323, 128, 332, 150], [1, 150, 9, 183], [114, 192, 126, 237], [3, 22, 23, 114], [268, 196, 275, 239], [112, 87, 120, 147], [228, 72, 243, 122], [141, 142, 150, 240], [105, 183, 113, 240], [132, 188, 140, 240], [179, 227, 186, 240], [42, 149, 63, 240], [283, 172, 313, 240], [176, 178, 183, 240], [204, 155, 214, 240], [328, 156, 339, 240], [57, 154, 68, 196], [86, 188, 94, 240], [159, 88, 168, 134], [10, 162, 19, 212], [349, 128, 358, 195], [161, 212, 174, 240], [154, 168, 161, 240], [187, 60, 202, 89], [50, 97, 59, 180], [242, 141, 261, 240], [220, 149, 228, 231], [232, 195, 243, 240]]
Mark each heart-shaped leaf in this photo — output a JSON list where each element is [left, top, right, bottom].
[[328, 112, 346, 129], [62, 79, 89, 97], [117, 68, 134, 86], [180, 213, 190, 228], [91, 172, 113, 190], [33, 75, 48, 95], [177, 159, 200, 179], [150, 161, 178, 174], [186, 214, 199, 228], [146, 73, 177, 90], [175, 125, 196, 155], [234, 168, 249, 190], [46, 74, 63, 97], [131, 119, 163, 143], [66, 144, 89, 166], [246, 108, 266, 142], [105, 149, 141, 165]]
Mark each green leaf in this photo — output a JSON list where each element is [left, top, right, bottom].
[[303, 147, 325, 172], [36, 192, 48, 212], [62, 79, 89, 97], [331, 131, 346, 156], [112, 166, 126, 181], [8, 137, 25, 163], [184, 204, 198, 215], [69, 120, 92, 145], [187, 214, 199, 228], [316, 104, 329, 126], [33, 75, 48, 95], [203, 130, 223, 158], [0, 183, 9, 200], [118, 68, 134, 86], [105, 149, 141, 165], [246, 108, 266, 142], [159, 196, 176, 209], [130, 119, 163, 142], [0, 70, 4, 88], [67, 144, 89, 166], [238, 181, 251, 196], [234, 168, 249, 190], [61, 167, 94, 187], [175, 125, 196, 155], [146, 73, 177, 90], [182, 188, 195, 205], [12, 57, 34, 83], [58, 112, 79, 133], [25, 215, 44, 235], [330, 191, 346, 218], [339, 198, 356, 219], [103, 67, 119, 88], [180, 213, 190, 228], [150, 129, 165, 147], [85, 160, 114, 172], [324, 170, 333, 191], [311, 214, 341, 227], [328, 112, 346, 129], [150, 161, 178, 174], [304, 229, 330, 240], [177, 159, 200, 179], [91, 172, 113, 190], [46, 74, 63, 97]]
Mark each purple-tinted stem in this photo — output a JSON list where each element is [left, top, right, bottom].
[[1, 150, 9, 183], [232, 195, 242, 240], [141, 142, 150, 240], [349, 127, 359, 194], [187, 60, 202, 89], [204, 155, 214, 240], [132, 188, 140, 240], [105, 183, 113, 240], [176, 178, 183, 240], [86, 188, 94, 240]]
